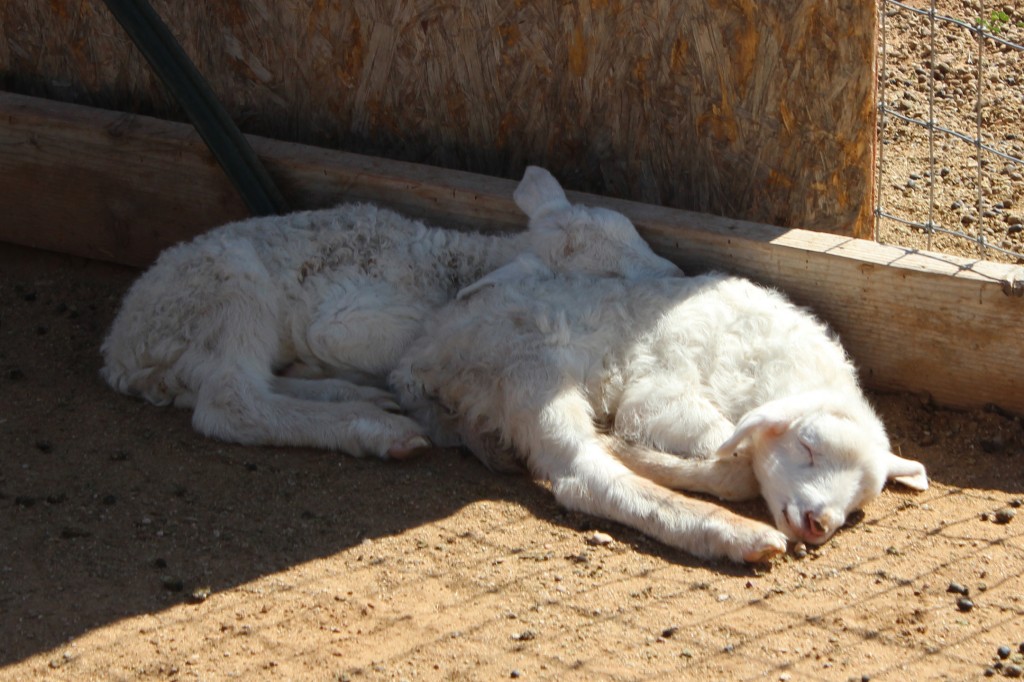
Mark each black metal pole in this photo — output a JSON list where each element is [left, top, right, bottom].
[[100, 0, 289, 217]]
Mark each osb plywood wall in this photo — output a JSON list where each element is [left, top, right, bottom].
[[0, 0, 877, 236]]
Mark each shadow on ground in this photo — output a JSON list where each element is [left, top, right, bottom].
[[0, 246, 773, 666]]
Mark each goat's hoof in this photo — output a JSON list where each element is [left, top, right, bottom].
[[741, 531, 788, 563], [377, 399, 403, 413], [743, 545, 784, 563], [387, 436, 431, 460]]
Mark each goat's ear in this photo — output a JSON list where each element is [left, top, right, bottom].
[[514, 166, 572, 220], [715, 409, 792, 458], [456, 254, 552, 301], [883, 451, 929, 491]]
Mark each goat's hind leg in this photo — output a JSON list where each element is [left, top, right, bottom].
[[193, 368, 428, 458], [613, 387, 757, 500], [270, 375, 401, 411]]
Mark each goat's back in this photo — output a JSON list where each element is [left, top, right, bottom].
[[398, 272, 859, 435], [101, 203, 513, 405]]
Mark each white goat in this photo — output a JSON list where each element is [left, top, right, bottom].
[[392, 262, 928, 563], [101, 167, 681, 458]]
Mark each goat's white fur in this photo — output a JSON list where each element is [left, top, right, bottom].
[[391, 264, 928, 563], [101, 167, 681, 458]]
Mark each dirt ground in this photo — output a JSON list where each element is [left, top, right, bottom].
[[1, 235, 1022, 682]]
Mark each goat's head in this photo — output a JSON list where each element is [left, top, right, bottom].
[[514, 166, 683, 280], [715, 391, 928, 545]]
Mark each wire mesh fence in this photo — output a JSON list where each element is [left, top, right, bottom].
[[875, 0, 1024, 262]]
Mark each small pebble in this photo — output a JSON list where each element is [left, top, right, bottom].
[[985, 668, 996, 677], [999, 645, 1012, 659], [662, 626, 679, 639], [947, 582, 969, 595], [189, 586, 212, 603], [510, 671, 521, 679], [993, 508, 1016, 524], [956, 596, 974, 612], [585, 531, 613, 546], [1006, 664, 1024, 678]]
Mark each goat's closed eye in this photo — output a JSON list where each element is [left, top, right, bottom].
[[801, 441, 815, 466]]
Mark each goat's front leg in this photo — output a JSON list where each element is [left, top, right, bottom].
[[614, 378, 735, 457], [603, 436, 759, 501], [518, 391, 785, 563], [612, 381, 757, 500], [547, 442, 786, 563]]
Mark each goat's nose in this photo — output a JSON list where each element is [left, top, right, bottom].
[[804, 511, 828, 539]]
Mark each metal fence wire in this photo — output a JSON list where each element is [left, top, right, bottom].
[[875, 0, 1024, 261]]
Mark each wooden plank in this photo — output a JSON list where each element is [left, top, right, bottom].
[[1, 0, 877, 237], [1, 92, 1022, 415], [0, 91, 523, 266], [0, 93, 251, 266]]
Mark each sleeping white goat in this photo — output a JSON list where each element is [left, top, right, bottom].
[[391, 259, 928, 563], [100, 167, 681, 458]]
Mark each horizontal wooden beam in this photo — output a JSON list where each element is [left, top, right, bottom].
[[1, 91, 1022, 414]]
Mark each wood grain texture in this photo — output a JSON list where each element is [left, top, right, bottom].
[[2, 92, 1021, 415], [1, 0, 877, 236]]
